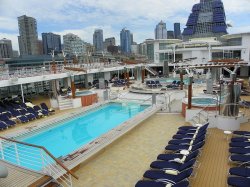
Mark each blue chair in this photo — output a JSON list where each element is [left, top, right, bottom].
[[178, 123, 209, 131], [40, 103, 55, 113], [228, 176, 250, 187], [0, 121, 8, 130], [229, 147, 250, 155], [150, 158, 196, 171], [169, 136, 205, 146], [230, 142, 250, 148], [229, 167, 250, 178], [33, 105, 49, 116], [231, 137, 249, 142], [135, 180, 189, 187], [157, 150, 199, 162], [173, 131, 206, 140], [230, 155, 250, 163], [165, 141, 205, 152], [143, 168, 193, 183], [233, 131, 250, 136]]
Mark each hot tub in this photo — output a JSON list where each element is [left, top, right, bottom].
[[182, 97, 218, 116], [74, 90, 98, 107]]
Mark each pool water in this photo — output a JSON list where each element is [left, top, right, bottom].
[[2, 103, 149, 171], [75, 90, 94, 96], [160, 78, 203, 84], [192, 98, 217, 106]]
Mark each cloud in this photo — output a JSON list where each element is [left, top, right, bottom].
[[0, 0, 250, 52]]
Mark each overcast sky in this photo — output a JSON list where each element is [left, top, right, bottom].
[[0, 0, 250, 51]]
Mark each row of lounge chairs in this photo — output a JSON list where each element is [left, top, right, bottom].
[[113, 79, 127, 87], [228, 130, 250, 187], [146, 80, 162, 89], [0, 99, 55, 130], [135, 123, 209, 187], [167, 81, 182, 89]]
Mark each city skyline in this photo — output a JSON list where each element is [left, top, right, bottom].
[[0, 0, 250, 51]]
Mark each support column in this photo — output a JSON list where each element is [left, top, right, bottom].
[[180, 70, 184, 90], [71, 75, 76, 99], [187, 76, 193, 109], [141, 66, 145, 84], [20, 84, 24, 103]]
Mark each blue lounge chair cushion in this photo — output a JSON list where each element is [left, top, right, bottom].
[[228, 176, 250, 187], [0, 121, 8, 130], [150, 159, 196, 171], [135, 180, 189, 187], [157, 150, 199, 162], [229, 148, 250, 154], [143, 168, 193, 183], [230, 155, 250, 163], [234, 131, 250, 136], [231, 137, 249, 142], [230, 142, 250, 148], [229, 167, 250, 178]]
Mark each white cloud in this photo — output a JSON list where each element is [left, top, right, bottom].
[[0, 0, 250, 52]]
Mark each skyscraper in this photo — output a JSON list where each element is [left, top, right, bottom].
[[42, 33, 62, 55], [18, 15, 39, 56], [104, 37, 116, 51], [63, 33, 85, 56], [183, 0, 228, 40], [0, 38, 13, 58], [155, 21, 167, 39], [167, 31, 175, 39], [120, 28, 132, 54], [93, 29, 104, 52], [174, 23, 181, 39]]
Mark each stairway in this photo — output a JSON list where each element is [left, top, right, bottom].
[[189, 110, 210, 126], [58, 96, 73, 110], [145, 66, 158, 76]]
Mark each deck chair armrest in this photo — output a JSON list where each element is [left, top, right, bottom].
[[155, 178, 175, 185]]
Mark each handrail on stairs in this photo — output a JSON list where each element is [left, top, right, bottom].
[[0, 136, 78, 180]]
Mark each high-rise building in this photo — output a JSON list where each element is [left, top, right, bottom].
[[63, 33, 85, 56], [167, 31, 175, 39], [174, 23, 181, 39], [93, 29, 104, 52], [104, 37, 116, 51], [183, 0, 228, 40], [18, 15, 39, 56], [42, 33, 62, 55], [120, 28, 132, 54], [155, 21, 167, 39], [37, 40, 43, 55], [0, 38, 13, 58], [130, 33, 134, 44]]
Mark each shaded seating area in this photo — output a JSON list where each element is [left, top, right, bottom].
[[113, 79, 127, 87], [146, 80, 162, 89], [135, 123, 209, 187], [228, 130, 250, 187], [0, 97, 55, 131], [167, 81, 181, 89]]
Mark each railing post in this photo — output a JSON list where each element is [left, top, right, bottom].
[[14, 143, 20, 166], [0, 140, 4, 159]]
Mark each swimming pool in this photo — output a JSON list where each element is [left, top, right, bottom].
[[3, 103, 149, 171], [183, 97, 218, 107]]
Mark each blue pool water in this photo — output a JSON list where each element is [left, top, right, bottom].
[[192, 98, 217, 106], [2, 103, 149, 171]]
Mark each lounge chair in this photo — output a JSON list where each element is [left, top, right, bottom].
[[231, 137, 249, 142], [229, 155, 250, 163], [9, 109, 29, 123], [27, 107, 40, 118], [157, 150, 199, 162], [172, 131, 206, 140], [233, 131, 250, 137], [143, 168, 193, 183], [40, 103, 55, 113], [0, 121, 8, 130], [150, 158, 196, 171], [168, 136, 205, 146], [229, 167, 250, 178], [230, 142, 250, 148], [0, 114, 16, 127], [228, 176, 250, 187], [165, 141, 205, 152], [178, 123, 209, 131], [33, 105, 49, 116], [135, 180, 189, 187], [229, 147, 250, 155]]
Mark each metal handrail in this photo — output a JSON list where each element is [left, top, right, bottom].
[[0, 136, 78, 180]]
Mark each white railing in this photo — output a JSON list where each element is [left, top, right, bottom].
[[0, 136, 78, 187]]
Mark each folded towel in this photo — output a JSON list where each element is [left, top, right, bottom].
[[164, 170, 178, 175]]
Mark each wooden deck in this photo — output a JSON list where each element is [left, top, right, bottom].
[[0, 160, 45, 187], [191, 122, 250, 187]]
